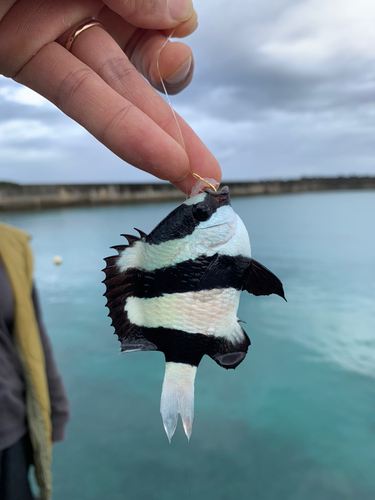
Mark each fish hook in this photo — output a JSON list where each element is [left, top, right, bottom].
[[191, 173, 218, 192]]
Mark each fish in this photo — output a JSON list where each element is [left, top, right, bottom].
[[103, 186, 285, 442]]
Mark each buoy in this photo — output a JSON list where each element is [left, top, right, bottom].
[[53, 255, 62, 265]]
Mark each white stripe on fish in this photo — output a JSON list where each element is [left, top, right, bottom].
[[125, 288, 243, 341]]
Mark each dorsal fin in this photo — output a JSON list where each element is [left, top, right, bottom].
[[121, 234, 140, 245], [102, 254, 157, 353], [110, 245, 128, 253], [134, 228, 147, 239], [103, 256, 119, 267]]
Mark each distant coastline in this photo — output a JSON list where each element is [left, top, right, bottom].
[[0, 176, 374, 212]]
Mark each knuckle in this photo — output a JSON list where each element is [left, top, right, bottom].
[[0, 33, 22, 78], [55, 66, 93, 110], [97, 56, 136, 89], [126, 0, 161, 18], [101, 104, 132, 144], [121, 0, 168, 27]]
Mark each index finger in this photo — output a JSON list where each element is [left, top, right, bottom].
[[16, 40, 191, 182]]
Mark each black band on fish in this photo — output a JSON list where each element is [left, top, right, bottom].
[[104, 254, 285, 301], [120, 325, 250, 369], [130, 254, 251, 298], [146, 188, 231, 245]]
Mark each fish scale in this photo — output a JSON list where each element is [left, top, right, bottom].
[[103, 186, 285, 441]]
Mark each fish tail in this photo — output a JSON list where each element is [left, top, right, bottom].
[[160, 362, 197, 442]]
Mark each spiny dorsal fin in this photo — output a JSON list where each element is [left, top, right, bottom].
[[102, 253, 157, 352], [103, 256, 119, 267], [134, 228, 147, 239], [110, 245, 128, 253], [121, 234, 140, 245]]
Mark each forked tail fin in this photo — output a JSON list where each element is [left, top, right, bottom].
[[160, 362, 197, 442]]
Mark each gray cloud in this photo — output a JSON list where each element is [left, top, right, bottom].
[[1, 0, 375, 184]]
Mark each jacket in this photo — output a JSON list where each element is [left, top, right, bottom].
[[0, 222, 58, 500]]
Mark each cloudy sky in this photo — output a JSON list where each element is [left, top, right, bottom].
[[1, 0, 375, 184]]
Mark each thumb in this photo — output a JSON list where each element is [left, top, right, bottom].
[[102, 0, 195, 29]]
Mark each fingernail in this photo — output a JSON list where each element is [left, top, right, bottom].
[[164, 56, 192, 86], [167, 0, 193, 21]]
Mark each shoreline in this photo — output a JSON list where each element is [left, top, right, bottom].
[[0, 176, 374, 212]]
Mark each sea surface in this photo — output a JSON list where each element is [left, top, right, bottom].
[[2, 190, 375, 500]]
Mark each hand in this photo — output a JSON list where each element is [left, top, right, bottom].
[[0, 0, 221, 193]]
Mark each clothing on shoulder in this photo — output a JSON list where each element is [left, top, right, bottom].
[[0, 222, 70, 500]]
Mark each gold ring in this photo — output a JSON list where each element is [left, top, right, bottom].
[[65, 20, 106, 52]]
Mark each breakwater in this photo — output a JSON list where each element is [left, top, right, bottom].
[[0, 176, 374, 211]]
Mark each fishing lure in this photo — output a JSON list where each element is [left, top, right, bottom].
[[103, 186, 285, 441]]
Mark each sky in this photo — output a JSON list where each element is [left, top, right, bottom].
[[1, 0, 375, 184]]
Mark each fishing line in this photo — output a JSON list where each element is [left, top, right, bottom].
[[156, 29, 186, 152], [157, 42, 192, 499], [188, 439, 192, 500], [156, 30, 218, 198]]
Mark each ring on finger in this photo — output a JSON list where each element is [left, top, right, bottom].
[[65, 19, 107, 52]]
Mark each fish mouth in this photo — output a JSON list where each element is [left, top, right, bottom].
[[206, 186, 230, 205]]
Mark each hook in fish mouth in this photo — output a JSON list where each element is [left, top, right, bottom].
[[191, 173, 218, 192], [208, 185, 230, 204]]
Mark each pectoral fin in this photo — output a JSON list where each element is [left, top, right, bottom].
[[244, 259, 286, 300], [120, 328, 158, 353]]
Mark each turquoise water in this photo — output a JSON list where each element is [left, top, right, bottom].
[[2, 190, 375, 500]]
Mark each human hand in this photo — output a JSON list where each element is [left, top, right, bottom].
[[0, 1, 221, 194]]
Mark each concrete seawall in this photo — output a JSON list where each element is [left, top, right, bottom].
[[0, 176, 374, 212]]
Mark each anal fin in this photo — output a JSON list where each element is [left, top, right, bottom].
[[208, 326, 250, 370]]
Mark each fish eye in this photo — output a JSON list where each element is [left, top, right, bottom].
[[193, 202, 212, 221]]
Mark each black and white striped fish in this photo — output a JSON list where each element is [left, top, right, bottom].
[[103, 186, 285, 441]]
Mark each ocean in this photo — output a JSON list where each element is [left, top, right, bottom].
[[1, 190, 375, 500]]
